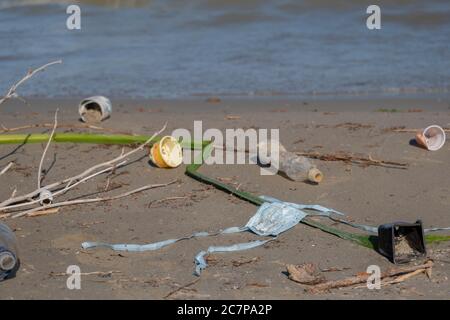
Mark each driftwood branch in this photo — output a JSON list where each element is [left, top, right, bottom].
[[218, 144, 408, 169], [306, 260, 433, 294], [0, 123, 166, 210], [9, 180, 178, 219], [8, 188, 17, 200], [0, 60, 62, 106], [50, 270, 122, 277], [37, 109, 58, 189], [164, 278, 201, 299], [27, 208, 60, 217], [351, 268, 428, 289], [0, 162, 14, 176], [297, 151, 408, 169], [65, 122, 167, 188], [0, 161, 127, 218]]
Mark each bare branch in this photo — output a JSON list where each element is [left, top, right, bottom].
[[65, 122, 167, 188], [0, 123, 166, 209], [0, 162, 14, 176], [164, 278, 200, 299], [306, 260, 433, 294], [0, 60, 62, 106], [9, 188, 17, 200], [0, 161, 127, 213], [297, 151, 408, 169], [50, 270, 122, 277], [10, 180, 178, 219], [37, 109, 58, 189]]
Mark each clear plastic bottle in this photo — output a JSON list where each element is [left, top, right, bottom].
[[0, 223, 19, 281], [278, 151, 323, 183], [257, 140, 323, 183]]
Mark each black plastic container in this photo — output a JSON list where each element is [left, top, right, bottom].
[[377, 220, 426, 264]]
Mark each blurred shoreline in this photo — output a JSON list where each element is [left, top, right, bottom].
[[1, 1, 449, 99], [3, 96, 450, 114]]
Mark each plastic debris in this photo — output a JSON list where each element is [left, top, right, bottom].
[[82, 199, 344, 276], [38, 188, 53, 206], [194, 240, 272, 276], [279, 150, 323, 183], [259, 195, 345, 217], [150, 136, 183, 168], [79, 96, 112, 123], [415, 125, 446, 151], [257, 140, 323, 183], [81, 194, 450, 274], [257, 139, 286, 164], [245, 201, 306, 236], [0, 223, 19, 281], [378, 220, 427, 264]]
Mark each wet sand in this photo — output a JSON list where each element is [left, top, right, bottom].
[[0, 97, 449, 299]]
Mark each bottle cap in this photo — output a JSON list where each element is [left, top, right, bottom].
[[308, 168, 323, 183], [0, 251, 16, 271]]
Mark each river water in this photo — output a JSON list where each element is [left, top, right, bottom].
[[0, 0, 449, 99]]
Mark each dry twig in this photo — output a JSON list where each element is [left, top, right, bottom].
[[306, 260, 433, 294], [352, 268, 428, 289], [0, 123, 167, 211], [164, 278, 201, 299], [10, 180, 178, 219], [0, 60, 62, 106], [27, 208, 60, 217], [380, 269, 427, 286], [147, 196, 189, 208], [319, 266, 351, 272], [0, 161, 127, 214], [50, 270, 121, 277], [0, 162, 14, 176], [65, 122, 167, 188], [37, 109, 58, 189], [9, 188, 17, 200], [297, 151, 408, 169]]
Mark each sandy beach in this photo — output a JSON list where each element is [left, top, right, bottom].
[[1, 97, 449, 299]]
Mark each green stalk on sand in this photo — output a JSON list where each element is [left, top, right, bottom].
[[0, 133, 208, 149], [1, 132, 449, 249]]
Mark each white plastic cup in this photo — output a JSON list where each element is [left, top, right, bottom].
[[415, 125, 446, 151], [79, 96, 112, 122]]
